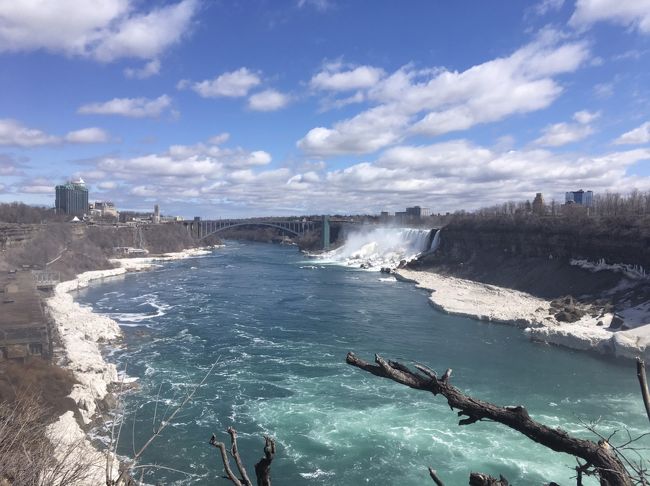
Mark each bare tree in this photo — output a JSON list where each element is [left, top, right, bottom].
[[346, 352, 640, 486], [0, 392, 98, 486]]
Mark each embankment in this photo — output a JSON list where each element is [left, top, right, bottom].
[[45, 247, 214, 484]]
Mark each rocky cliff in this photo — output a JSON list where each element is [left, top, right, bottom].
[[412, 216, 650, 298]]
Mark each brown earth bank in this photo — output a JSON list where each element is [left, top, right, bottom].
[[0, 222, 220, 280]]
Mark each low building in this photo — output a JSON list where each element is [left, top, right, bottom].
[[91, 201, 118, 220]]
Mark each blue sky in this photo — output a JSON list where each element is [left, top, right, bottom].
[[0, 0, 649, 217]]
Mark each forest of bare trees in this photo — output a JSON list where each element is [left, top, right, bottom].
[[469, 190, 650, 221]]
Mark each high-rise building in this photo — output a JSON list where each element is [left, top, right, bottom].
[[55, 178, 89, 216], [153, 204, 161, 224], [565, 189, 593, 207]]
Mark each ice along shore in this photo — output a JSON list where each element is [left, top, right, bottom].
[[395, 268, 650, 361], [44, 247, 214, 485]]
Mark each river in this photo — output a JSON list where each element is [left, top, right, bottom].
[[76, 241, 648, 485]]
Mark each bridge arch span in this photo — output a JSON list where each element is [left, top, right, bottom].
[[200, 222, 302, 239]]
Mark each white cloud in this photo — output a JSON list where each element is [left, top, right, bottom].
[[208, 133, 230, 145], [0, 119, 58, 146], [0, 0, 198, 61], [187, 68, 261, 98], [78, 95, 172, 118], [573, 110, 600, 124], [570, 0, 650, 34], [534, 110, 599, 147], [98, 181, 118, 190], [298, 105, 410, 155], [593, 82, 614, 99], [0, 154, 26, 176], [0, 119, 112, 147], [65, 127, 110, 144], [124, 59, 161, 79], [78, 131, 650, 216], [533, 0, 565, 16], [297, 0, 333, 11], [248, 89, 291, 111], [310, 64, 385, 91], [20, 177, 55, 194], [614, 121, 650, 145], [535, 122, 594, 146], [299, 31, 590, 156]]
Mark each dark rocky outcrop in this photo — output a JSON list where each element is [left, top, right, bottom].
[[411, 216, 650, 299]]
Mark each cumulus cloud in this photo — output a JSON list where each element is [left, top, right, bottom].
[[78, 130, 650, 216], [615, 121, 650, 145], [534, 110, 599, 146], [0, 119, 59, 147], [299, 31, 590, 156], [570, 0, 650, 34], [124, 59, 161, 79], [248, 89, 291, 111], [65, 127, 110, 144], [0, 119, 112, 147], [310, 63, 385, 91], [314, 142, 650, 213], [0, 0, 198, 61], [185, 68, 261, 98], [19, 177, 55, 194], [78, 95, 172, 118]]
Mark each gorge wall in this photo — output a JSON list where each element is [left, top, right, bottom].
[[411, 216, 650, 299]]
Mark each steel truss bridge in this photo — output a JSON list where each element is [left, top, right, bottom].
[[186, 219, 321, 240]]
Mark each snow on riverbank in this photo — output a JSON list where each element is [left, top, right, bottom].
[[45, 246, 215, 483], [395, 268, 650, 360]]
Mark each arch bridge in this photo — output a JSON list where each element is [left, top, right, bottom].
[[187, 219, 319, 240]]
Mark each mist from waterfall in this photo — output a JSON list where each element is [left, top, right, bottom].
[[319, 227, 436, 269]]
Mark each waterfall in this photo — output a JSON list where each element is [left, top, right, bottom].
[[429, 228, 441, 252], [319, 227, 435, 269]]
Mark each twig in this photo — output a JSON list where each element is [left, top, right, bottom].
[[114, 358, 220, 484]]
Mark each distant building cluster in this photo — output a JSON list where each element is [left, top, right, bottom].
[[380, 206, 431, 224], [565, 189, 593, 207], [521, 189, 595, 217], [54, 175, 183, 224]]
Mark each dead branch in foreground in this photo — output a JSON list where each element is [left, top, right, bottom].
[[210, 428, 276, 486], [637, 358, 650, 424], [346, 352, 634, 486]]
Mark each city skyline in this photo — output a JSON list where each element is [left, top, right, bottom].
[[0, 0, 649, 217]]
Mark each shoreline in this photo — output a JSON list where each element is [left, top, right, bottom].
[[395, 268, 650, 361], [44, 246, 215, 484]]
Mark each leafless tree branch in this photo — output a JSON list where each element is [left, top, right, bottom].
[[346, 352, 633, 486]]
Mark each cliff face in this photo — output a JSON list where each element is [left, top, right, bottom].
[[436, 217, 650, 267], [413, 217, 650, 298]]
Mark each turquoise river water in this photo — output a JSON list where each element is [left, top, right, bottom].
[[76, 242, 648, 485]]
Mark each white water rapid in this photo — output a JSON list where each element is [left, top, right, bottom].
[[319, 227, 437, 269]]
